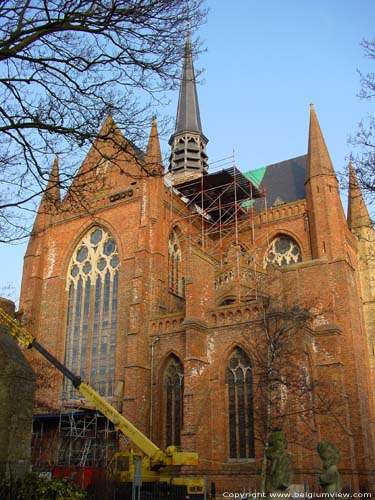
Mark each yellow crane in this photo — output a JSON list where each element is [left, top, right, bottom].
[[0, 307, 204, 499]]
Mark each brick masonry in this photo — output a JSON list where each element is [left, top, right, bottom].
[[18, 112, 375, 493]]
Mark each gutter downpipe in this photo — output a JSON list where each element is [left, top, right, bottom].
[[149, 336, 160, 438]]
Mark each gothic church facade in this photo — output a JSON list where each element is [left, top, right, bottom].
[[19, 34, 375, 492]]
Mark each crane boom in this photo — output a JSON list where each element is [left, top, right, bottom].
[[0, 307, 198, 469], [0, 306, 34, 347]]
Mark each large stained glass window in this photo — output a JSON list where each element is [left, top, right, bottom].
[[164, 356, 184, 446], [226, 348, 254, 459], [65, 227, 119, 398]]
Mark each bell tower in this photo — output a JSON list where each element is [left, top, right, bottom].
[[169, 32, 208, 184]]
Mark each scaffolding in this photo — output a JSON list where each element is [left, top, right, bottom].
[[168, 160, 266, 261], [57, 410, 117, 467], [167, 159, 268, 302], [31, 385, 119, 470]]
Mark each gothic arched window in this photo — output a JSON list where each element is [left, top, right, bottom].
[[226, 348, 254, 459], [164, 356, 184, 446], [65, 226, 119, 398], [264, 235, 302, 267], [168, 231, 184, 296]]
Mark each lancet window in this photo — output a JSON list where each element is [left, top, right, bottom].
[[226, 348, 254, 459], [164, 356, 184, 446], [65, 226, 119, 398], [168, 231, 184, 296]]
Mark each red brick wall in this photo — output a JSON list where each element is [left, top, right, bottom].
[[19, 134, 375, 493]]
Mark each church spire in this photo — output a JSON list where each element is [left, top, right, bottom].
[[306, 103, 335, 180], [169, 31, 208, 184], [31, 155, 61, 235], [305, 104, 347, 259], [347, 161, 372, 234], [175, 31, 203, 134], [144, 116, 163, 173], [40, 155, 61, 214]]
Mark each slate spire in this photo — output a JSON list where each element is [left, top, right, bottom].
[[169, 31, 208, 184], [175, 31, 203, 134]]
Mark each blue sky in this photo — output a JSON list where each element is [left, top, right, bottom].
[[1, 0, 374, 304]]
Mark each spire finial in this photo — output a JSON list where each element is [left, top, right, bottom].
[[185, 0, 191, 32]]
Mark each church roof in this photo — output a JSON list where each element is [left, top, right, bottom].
[[244, 155, 307, 211], [174, 155, 307, 219]]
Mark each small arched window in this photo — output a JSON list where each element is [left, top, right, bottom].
[[219, 297, 236, 307], [168, 231, 184, 297], [164, 356, 184, 446], [65, 226, 119, 398], [264, 235, 302, 267], [226, 348, 254, 459]]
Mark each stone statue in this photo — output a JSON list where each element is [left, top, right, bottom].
[[317, 440, 341, 494], [266, 431, 293, 496]]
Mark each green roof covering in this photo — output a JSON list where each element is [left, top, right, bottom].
[[243, 166, 267, 188]]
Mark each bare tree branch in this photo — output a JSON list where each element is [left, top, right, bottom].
[[0, 0, 207, 241], [350, 38, 375, 198], [241, 301, 346, 493]]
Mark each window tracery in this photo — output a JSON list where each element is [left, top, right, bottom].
[[65, 226, 119, 398], [264, 235, 302, 267], [225, 348, 254, 459], [164, 356, 184, 446]]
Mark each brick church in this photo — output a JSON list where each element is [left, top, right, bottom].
[[19, 33, 375, 492]]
